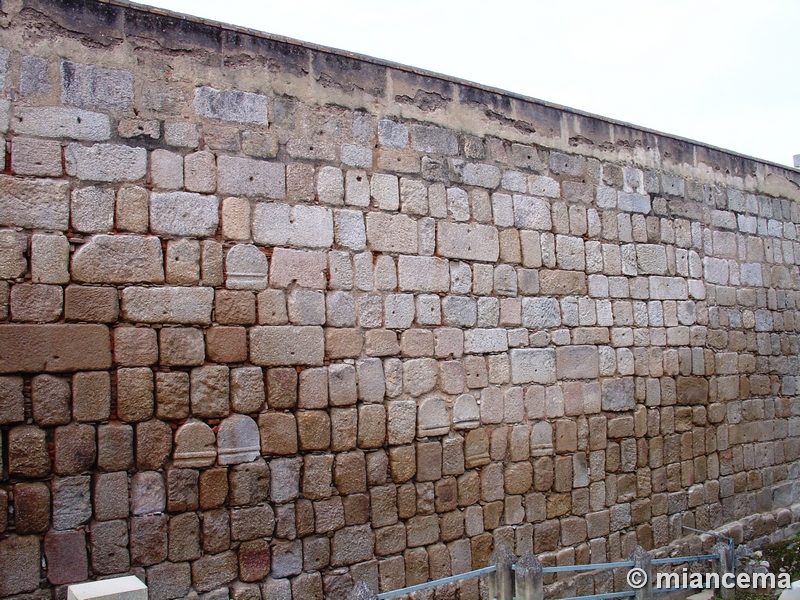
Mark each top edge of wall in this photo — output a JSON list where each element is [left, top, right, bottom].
[[19, 0, 800, 186]]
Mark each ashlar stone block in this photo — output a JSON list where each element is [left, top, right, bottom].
[[173, 420, 216, 468], [217, 414, 260, 465], [253, 204, 333, 248], [418, 397, 450, 437], [226, 244, 269, 290], [72, 235, 164, 284]]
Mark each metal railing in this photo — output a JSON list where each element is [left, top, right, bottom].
[[358, 540, 735, 600]]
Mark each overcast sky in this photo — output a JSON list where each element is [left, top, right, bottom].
[[142, 0, 799, 168]]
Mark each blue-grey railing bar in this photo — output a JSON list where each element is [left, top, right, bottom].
[[374, 552, 721, 599], [558, 591, 636, 600], [375, 565, 496, 599], [652, 554, 719, 565], [541, 561, 634, 573]]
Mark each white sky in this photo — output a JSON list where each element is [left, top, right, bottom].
[[141, 0, 800, 168]]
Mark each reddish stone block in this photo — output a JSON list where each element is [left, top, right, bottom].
[[215, 290, 256, 325], [267, 367, 297, 408], [0, 324, 112, 373], [130, 514, 168, 566], [8, 425, 50, 478], [64, 285, 119, 323], [54, 423, 96, 475], [239, 539, 271, 582], [206, 326, 248, 363], [45, 530, 88, 585], [14, 482, 50, 534], [258, 412, 297, 455]]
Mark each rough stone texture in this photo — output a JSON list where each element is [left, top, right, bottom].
[[0, 175, 70, 229], [0, 6, 798, 598], [150, 192, 219, 237], [0, 324, 111, 373], [72, 235, 164, 284]]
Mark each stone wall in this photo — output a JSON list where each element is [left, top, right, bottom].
[[0, 1, 799, 598]]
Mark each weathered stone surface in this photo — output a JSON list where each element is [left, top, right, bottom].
[[253, 203, 333, 248], [0, 175, 70, 229], [45, 529, 88, 585], [0, 375, 24, 424], [601, 377, 635, 411], [72, 235, 164, 284], [29, 375, 70, 427], [226, 244, 269, 290], [0, 230, 27, 279], [0, 535, 41, 596], [14, 482, 50, 534], [66, 143, 146, 182], [61, 60, 133, 111], [64, 285, 119, 323], [52, 475, 92, 529], [122, 287, 213, 324], [250, 326, 325, 366], [218, 414, 260, 465], [417, 397, 450, 437], [13, 107, 110, 141], [72, 370, 111, 422], [150, 192, 219, 237], [191, 365, 230, 418], [194, 86, 268, 124], [31, 234, 69, 284], [174, 420, 217, 468], [437, 222, 499, 261], [510, 348, 556, 384], [0, 324, 111, 373], [365, 212, 418, 253]]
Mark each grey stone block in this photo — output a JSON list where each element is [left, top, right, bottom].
[[398, 255, 449, 293], [52, 475, 91, 530], [11, 138, 62, 176], [225, 244, 269, 290], [71, 235, 164, 284], [464, 328, 508, 354], [0, 175, 70, 229], [150, 192, 219, 237], [66, 143, 147, 182], [121, 286, 214, 324], [12, 107, 110, 141], [193, 86, 268, 124], [341, 144, 372, 168], [384, 294, 414, 329], [436, 222, 499, 262], [411, 124, 458, 155], [0, 231, 28, 280], [514, 194, 552, 230], [61, 61, 134, 111], [522, 297, 561, 329], [250, 326, 325, 366], [510, 348, 556, 384], [252, 203, 333, 249], [334, 209, 366, 251], [71, 186, 115, 233], [217, 155, 284, 199], [365, 212, 418, 254], [20, 56, 50, 96], [31, 234, 69, 285], [378, 120, 408, 148]]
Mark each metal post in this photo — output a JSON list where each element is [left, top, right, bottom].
[[488, 543, 515, 600], [630, 546, 652, 600], [515, 551, 543, 600], [713, 542, 735, 600]]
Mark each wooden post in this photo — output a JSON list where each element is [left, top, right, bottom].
[[630, 545, 653, 600], [713, 542, 735, 600], [515, 551, 543, 600], [489, 543, 515, 600]]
